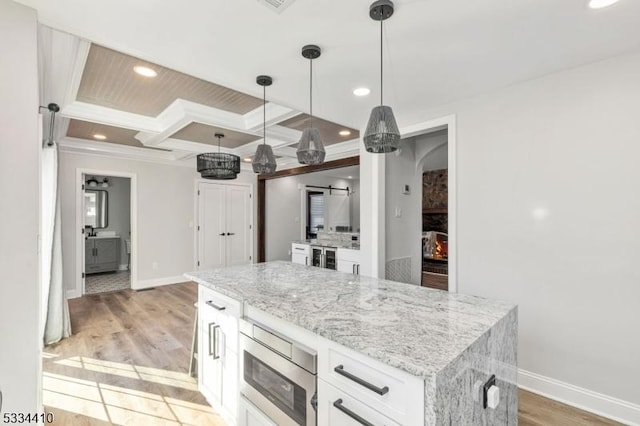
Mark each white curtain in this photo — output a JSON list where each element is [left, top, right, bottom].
[[42, 145, 71, 345]]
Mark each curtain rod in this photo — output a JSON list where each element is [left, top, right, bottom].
[[306, 184, 350, 195], [39, 103, 60, 147]]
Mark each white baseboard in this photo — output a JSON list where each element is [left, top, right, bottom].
[[132, 275, 187, 291], [66, 289, 81, 299], [519, 369, 640, 425]]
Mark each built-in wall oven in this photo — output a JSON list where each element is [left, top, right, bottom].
[[311, 245, 337, 270], [239, 319, 317, 426]]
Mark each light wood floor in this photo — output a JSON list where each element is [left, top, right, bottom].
[[44, 282, 623, 426]]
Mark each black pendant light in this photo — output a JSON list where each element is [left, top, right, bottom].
[[363, 0, 401, 153], [296, 44, 326, 165], [197, 133, 241, 180], [253, 75, 277, 174]]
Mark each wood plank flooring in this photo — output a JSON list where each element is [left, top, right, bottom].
[[44, 282, 624, 426], [43, 282, 225, 426]]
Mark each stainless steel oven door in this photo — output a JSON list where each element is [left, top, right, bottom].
[[240, 334, 316, 426]]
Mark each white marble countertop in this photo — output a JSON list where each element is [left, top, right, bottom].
[[185, 261, 515, 379]]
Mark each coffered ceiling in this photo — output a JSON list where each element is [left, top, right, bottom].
[[25, 0, 640, 168], [42, 33, 361, 168]]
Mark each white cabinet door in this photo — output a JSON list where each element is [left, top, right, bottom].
[[337, 259, 356, 274], [221, 348, 239, 419], [292, 253, 308, 265], [198, 184, 226, 269], [238, 396, 278, 426], [199, 314, 223, 405], [226, 185, 252, 266]]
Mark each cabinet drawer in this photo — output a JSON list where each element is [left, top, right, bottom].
[[336, 248, 361, 263], [318, 379, 401, 426], [199, 285, 242, 318], [292, 243, 311, 256], [318, 338, 424, 425]]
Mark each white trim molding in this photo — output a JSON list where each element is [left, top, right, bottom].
[[519, 369, 640, 426], [133, 275, 188, 291]]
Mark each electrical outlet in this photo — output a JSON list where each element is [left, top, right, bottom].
[[482, 374, 496, 409], [395, 207, 402, 218]]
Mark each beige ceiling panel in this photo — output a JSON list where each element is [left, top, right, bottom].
[[77, 45, 263, 117], [171, 123, 260, 148], [280, 114, 359, 147], [66, 119, 169, 151]]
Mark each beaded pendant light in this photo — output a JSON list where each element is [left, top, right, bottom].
[[197, 133, 240, 180], [296, 45, 326, 165], [363, 0, 401, 153], [253, 75, 277, 174]]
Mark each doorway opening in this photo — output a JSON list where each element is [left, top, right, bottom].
[[306, 191, 324, 239], [384, 126, 452, 290], [82, 174, 132, 295]]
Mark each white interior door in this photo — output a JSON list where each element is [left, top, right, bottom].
[[198, 183, 226, 269], [225, 185, 251, 266]]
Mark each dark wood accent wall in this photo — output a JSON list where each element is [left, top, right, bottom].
[[256, 156, 360, 263]]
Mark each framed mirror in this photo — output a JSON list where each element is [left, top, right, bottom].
[[84, 189, 109, 229]]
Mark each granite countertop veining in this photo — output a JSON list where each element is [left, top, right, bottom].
[[185, 261, 515, 379]]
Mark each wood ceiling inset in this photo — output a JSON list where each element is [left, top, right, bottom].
[[67, 119, 170, 151], [280, 114, 359, 147], [171, 123, 260, 148], [77, 45, 263, 117]]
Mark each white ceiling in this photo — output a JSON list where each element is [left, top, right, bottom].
[[18, 0, 640, 132]]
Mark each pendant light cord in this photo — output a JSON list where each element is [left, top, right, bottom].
[[309, 58, 313, 129], [217, 135, 221, 153], [263, 84, 266, 146], [380, 18, 383, 107]]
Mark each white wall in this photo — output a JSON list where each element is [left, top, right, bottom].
[[265, 173, 357, 261], [86, 175, 131, 266], [0, 0, 41, 413], [59, 152, 256, 295], [365, 50, 640, 421]]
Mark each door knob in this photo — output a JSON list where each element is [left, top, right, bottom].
[[227, 232, 235, 236], [219, 233, 225, 236]]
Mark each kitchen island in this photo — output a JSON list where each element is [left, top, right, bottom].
[[186, 261, 517, 425]]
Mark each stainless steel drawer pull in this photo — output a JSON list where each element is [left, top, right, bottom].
[[334, 365, 389, 395], [333, 399, 374, 426], [205, 300, 226, 311], [295, 247, 306, 251]]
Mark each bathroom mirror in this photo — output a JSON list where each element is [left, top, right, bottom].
[[84, 189, 108, 229]]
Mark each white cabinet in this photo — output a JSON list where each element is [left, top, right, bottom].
[[317, 337, 424, 426], [238, 396, 277, 426], [291, 243, 310, 265], [336, 248, 361, 275], [198, 285, 243, 424], [198, 182, 252, 270]]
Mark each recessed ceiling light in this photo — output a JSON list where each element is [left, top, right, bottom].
[[93, 134, 107, 140], [243, 157, 253, 162], [353, 87, 371, 97], [133, 65, 158, 78], [588, 0, 620, 8], [339, 130, 351, 137], [347, 176, 353, 179]]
